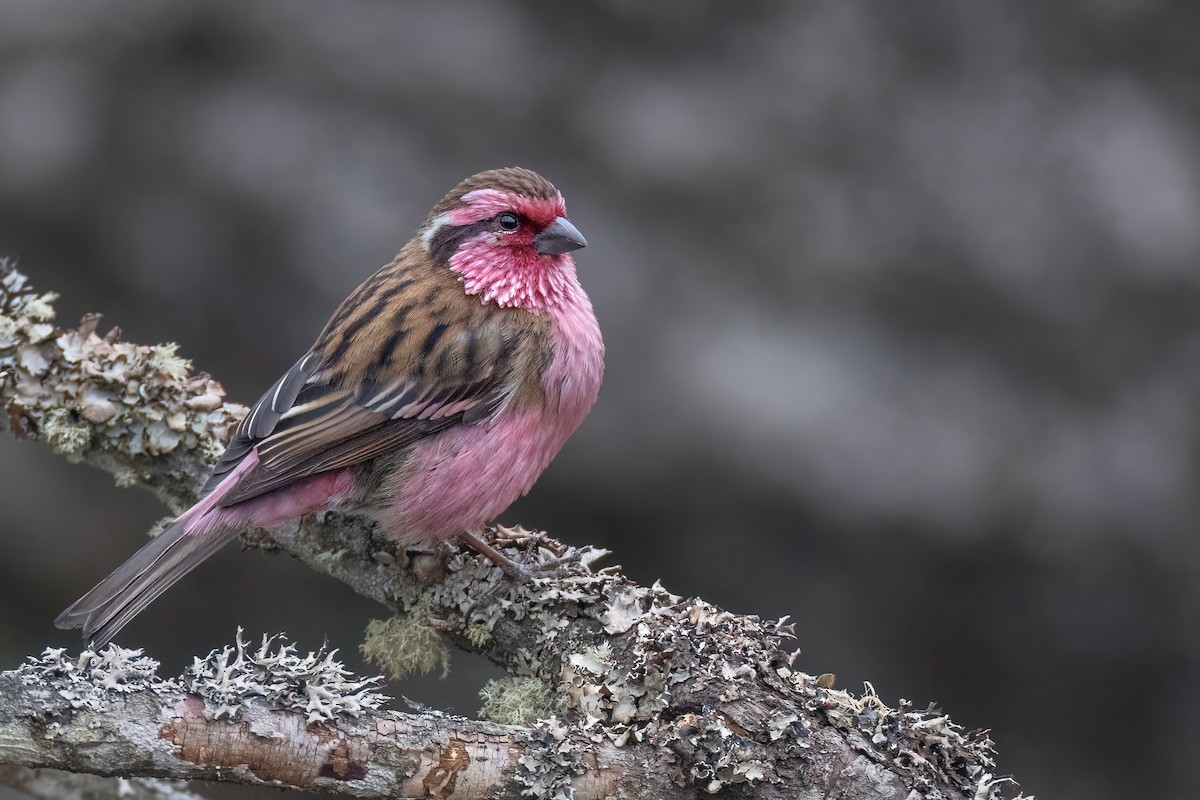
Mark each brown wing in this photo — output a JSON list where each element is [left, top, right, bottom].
[[208, 312, 546, 507]]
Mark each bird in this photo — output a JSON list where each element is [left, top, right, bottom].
[[56, 167, 604, 648]]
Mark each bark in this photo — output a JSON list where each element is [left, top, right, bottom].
[[0, 764, 204, 800], [0, 259, 1019, 799]]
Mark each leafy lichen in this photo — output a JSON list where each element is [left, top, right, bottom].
[[184, 629, 387, 723], [515, 717, 584, 800], [18, 632, 388, 728], [0, 259, 243, 479], [18, 644, 176, 712]]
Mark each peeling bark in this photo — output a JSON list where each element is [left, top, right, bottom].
[[0, 660, 689, 799], [0, 260, 1020, 799]]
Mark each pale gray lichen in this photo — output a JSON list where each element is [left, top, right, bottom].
[[0, 259, 243, 485], [2, 259, 1013, 798], [804, 677, 1011, 799], [668, 709, 778, 793], [360, 600, 451, 680], [18, 644, 177, 712], [184, 629, 387, 723], [413, 531, 1013, 798], [514, 717, 584, 800], [478, 676, 565, 727], [112, 464, 141, 488], [0, 313, 18, 348], [556, 584, 727, 728], [412, 542, 788, 792], [18, 633, 388, 729]]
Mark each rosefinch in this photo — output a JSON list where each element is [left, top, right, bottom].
[[57, 167, 604, 647]]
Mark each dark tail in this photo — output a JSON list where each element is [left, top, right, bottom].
[[55, 517, 241, 648]]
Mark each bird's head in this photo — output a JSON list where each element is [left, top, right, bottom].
[[421, 167, 588, 314]]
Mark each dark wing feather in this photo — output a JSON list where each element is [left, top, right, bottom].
[[210, 323, 523, 508], [200, 353, 318, 497], [218, 376, 504, 505]]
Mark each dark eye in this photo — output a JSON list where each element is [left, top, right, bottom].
[[497, 212, 520, 232]]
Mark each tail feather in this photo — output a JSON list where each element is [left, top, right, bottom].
[[55, 518, 241, 647], [57, 448, 261, 647]]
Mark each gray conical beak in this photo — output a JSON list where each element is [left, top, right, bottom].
[[534, 217, 587, 255]]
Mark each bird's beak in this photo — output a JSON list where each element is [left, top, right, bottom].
[[534, 217, 588, 255]]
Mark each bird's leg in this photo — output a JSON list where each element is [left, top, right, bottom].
[[457, 529, 580, 582]]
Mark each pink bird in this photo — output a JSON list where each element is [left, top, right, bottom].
[[57, 167, 604, 647]]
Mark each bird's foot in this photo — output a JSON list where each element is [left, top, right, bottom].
[[492, 523, 571, 555], [458, 528, 581, 583]]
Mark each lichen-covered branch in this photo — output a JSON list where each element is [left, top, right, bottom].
[[0, 640, 679, 799], [0, 259, 1020, 799]]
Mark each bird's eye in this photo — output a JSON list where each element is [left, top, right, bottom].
[[497, 212, 520, 232]]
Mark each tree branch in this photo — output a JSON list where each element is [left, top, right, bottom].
[[0, 765, 205, 800], [0, 259, 1019, 798], [0, 641, 677, 799]]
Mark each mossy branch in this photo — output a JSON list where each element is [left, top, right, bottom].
[[0, 259, 1021, 799]]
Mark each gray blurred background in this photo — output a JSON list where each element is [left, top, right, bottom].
[[0, 1, 1196, 798]]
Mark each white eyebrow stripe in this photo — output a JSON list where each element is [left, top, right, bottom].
[[421, 212, 456, 250]]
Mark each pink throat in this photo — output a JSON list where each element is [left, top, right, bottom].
[[441, 187, 579, 314], [449, 238, 580, 313]]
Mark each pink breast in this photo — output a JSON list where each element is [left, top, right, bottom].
[[385, 297, 603, 545]]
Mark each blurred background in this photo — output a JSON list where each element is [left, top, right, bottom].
[[0, 1, 1196, 798]]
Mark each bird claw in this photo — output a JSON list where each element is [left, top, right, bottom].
[[458, 529, 580, 583], [499, 550, 584, 583], [492, 524, 560, 553]]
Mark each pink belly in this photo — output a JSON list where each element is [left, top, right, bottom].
[[378, 407, 575, 545]]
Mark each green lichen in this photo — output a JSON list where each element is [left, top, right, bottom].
[[198, 436, 226, 465], [463, 621, 493, 648], [112, 465, 140, 488], [147, 343, 191, 380], [361, 599, 450, 680], [144, 516, 175, 540], [312, 548, 348, 567], [17, 292, 59, 322], [41, 406, 92, 459], [478, 676, 565, 726], [0, 313, 17, 347]]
